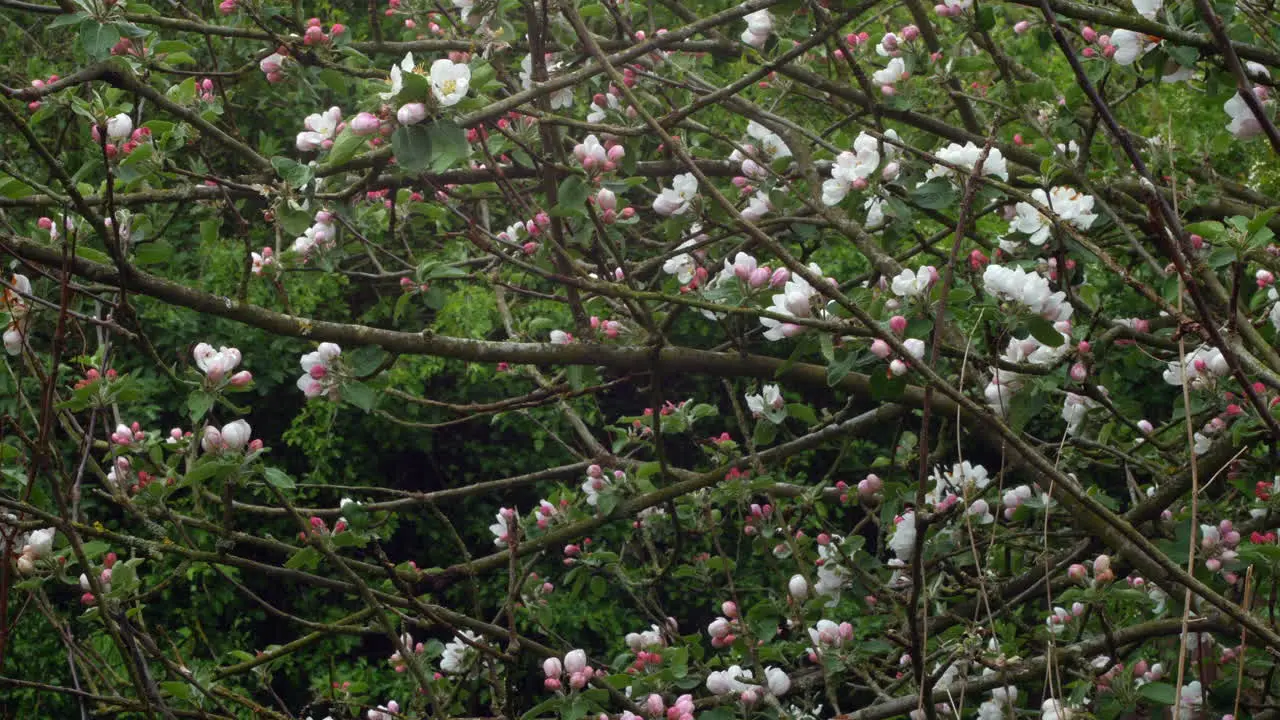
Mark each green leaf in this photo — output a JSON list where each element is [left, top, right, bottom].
[[426, 120, 468, 172], [786, 403, 818, 426], [909, 178, 958, 210], [80, 20, 121, 60], [184, 459, 239, 484], [1138, 682, 1177, 705], [340, 381, 377, 412], [285, 547, 322, 570], [423, 263, 469, 280], [1006, 390, 1046, 433], [752, 419, 777, 446], [554, 175, 589, 217], [1184, 220, 1225, 240], [327, 129, 366, 166], [48, 11, 89, 29], [187, 391, 215, 422], [976, 5, 995, 31], [869, 370, 907, 400], [199, 218, 221, 245], [271, 157, 314, 188], [262, 467, 296, 489], [1026, 315, 1064, 347], [113, 21, 150, 38], [346, 346, 387, 377], [133, 241, 172, 266], [0, 176, 35, 200], [151, 40, 194, 54], [392, 124, 433, 172]]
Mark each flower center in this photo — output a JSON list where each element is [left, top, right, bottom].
[[442, 78, 457, 95]]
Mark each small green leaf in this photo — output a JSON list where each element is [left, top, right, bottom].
[[976, 5, 995, 31], [554, 175, 589, 217], [187, 391, 214, 422], [48, 11, 89, 29], [426, 120, 468, 172], [909, 178, 958, 210], [271, 157, 314, 188], [752, 419, 777, 446], [786, 403, 818, 426], [0, 176, 35, 200], [340, 381, 377, 412], [285, 547, 322, 570], [1026, 315, 1064, 347], [133, 241, 172, 266], [327, 128, 366, 166], [1138, 682, 1177, 705], [80, 20, 120, 59], [392, 125, 433, 172], [262, 467, 296, 489]]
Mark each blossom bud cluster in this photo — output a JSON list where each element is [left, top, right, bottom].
[[543, 649, 602, 691]]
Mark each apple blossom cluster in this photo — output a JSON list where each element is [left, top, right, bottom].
[[489, 506, 516, 546], [581, 464, 625, 507], [78, 556, 115, 605], [297, 342, 343, 399], [12, 527, 55, 575], [291, 211, 338, 257], [812, 533, 855, 601], [543, 649, 603, 690], [744, 383, 783, 418], [740, 9, 773, 48], [975, 669, 1018, 720], [731, 121, 792, 179], [805, 619, 852, 660], [519, 54, 573, 109], [573, 134, 626, 176], [821, 131, 900, 206], [439, 631, 483, 675], [201, 419, 253, 453], [760, 263, 830, 341], [1200, 519, 1242, 574], [982, 264, 1074, 323], [653, 173, 699, 216], [925, 141, 1009, 182], [2, 272, 31, 355], [193, 343, 251, 386], [1005, 186, 1097, 248], [366, 700, 400, 720], [704, 665, 790, 702], [381, 53, 472, 122], [1162, 344, 1230, 388]]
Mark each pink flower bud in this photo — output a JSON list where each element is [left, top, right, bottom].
[[1082, 26, 1097, 42], [229, 370, 253, 387], [1070, 363, 1087, 382], [722, 601, 738, 619], [1014, 20, 1030, 33], [596, 188, 616, 211], [889, 315, 907, 334], [748, 266, 771, 288], [871, 339, 891, 358], [351, 112, 381, 135], [1137, 419, 1154, 434]]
